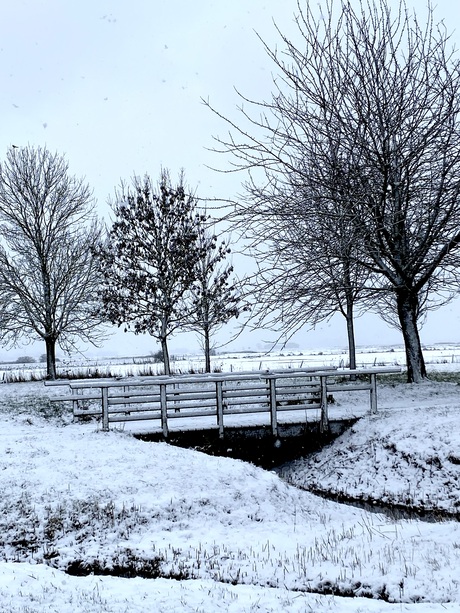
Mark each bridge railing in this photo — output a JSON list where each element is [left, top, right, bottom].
[[44, 366, 401, 437]]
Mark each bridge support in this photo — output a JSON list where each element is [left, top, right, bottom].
[[320, 376, 329, 433], [216, 380, 224, 438], [370, 373, 377, 414], [268, 377, 278, 438], [160, 384, 168, 438], [102, 387, 109, 432]]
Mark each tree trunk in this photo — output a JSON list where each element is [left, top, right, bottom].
[[396, 288, 427, 383], [345, 290, 357, 373], [204, 326, 211, 373], [45, 336, 57, 380], [161, 336, 171, 376], [345, 311, 357, 382]]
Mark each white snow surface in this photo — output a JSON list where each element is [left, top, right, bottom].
[[280, 382, 460, 513], [0, 370, 460, 612]]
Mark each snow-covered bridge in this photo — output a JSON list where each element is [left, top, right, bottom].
[[45, 366, 400, 439]]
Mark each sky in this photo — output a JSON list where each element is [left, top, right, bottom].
[[1, 0, 460, 359]]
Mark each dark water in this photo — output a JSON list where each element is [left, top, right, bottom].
[[134, 420, 356, 469], [288, 485, 460, 522]]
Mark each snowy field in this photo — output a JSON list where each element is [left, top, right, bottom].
[[0, 349, 459, 611], [2, 342, 460, 381]]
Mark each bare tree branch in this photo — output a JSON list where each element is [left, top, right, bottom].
[[205, 0, 460, 382], [0, 145, 106, 378]]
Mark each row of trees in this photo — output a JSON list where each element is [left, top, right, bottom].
[[0, 147, 243, 378], [96, 170, 243, 375], [206, 0, 460, 383]]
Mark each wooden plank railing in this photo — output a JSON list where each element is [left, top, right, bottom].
[[44, 366, 401, 437]]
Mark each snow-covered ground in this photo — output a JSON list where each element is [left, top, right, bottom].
[[279, 386, 460, 514], [3, 342, 460, 381], [0, 359, 459, 611]]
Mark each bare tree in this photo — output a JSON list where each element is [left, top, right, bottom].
[[187, 227, 244, 372], [0, 145, 105, 379], [95, 170, 208, 375], [240, 169, 373, 370], [207, 0, 460, 382]]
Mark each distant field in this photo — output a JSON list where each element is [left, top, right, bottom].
[[2, 343, 460, 381]]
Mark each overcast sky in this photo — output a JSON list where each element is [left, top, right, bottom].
[[1, 0, 460, 359]]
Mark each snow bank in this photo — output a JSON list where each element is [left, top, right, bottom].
[[0, 378, 459, 611]]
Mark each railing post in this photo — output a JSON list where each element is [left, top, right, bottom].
[[102, 387, 109, 431], [71, 387, 79, 418], [268, 376, 278, 437], [216, 380, 224, 438], [160, 384, 169, 438], [123, 385, 128, 412], [320, 375, 329, 433], [370, 373, 377, 414]]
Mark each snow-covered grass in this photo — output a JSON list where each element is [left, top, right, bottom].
[[280, 399, 460, 515], [0, 370, 460, 611], [3, 342, 460, 381]]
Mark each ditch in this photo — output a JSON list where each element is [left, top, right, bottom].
[[135, 419, 460, 523], [134, 418, 358, 469]]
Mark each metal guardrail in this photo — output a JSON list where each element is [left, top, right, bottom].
[[45, 366, 401, 437]]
